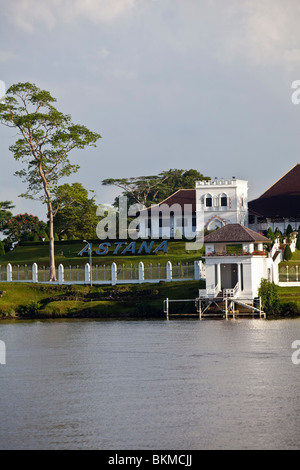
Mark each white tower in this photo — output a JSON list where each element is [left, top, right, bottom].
[[195, 177, 248, 231]]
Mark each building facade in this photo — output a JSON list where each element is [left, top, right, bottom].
[[203, 224, 272, 300], [137, 177, 249, 239], [137, 189, 197, 239], [137, 165, 300, 239]]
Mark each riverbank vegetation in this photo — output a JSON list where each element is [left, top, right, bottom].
[[0, 280, 204, 320]]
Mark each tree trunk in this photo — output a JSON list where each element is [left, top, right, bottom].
[[38, 163, 57, 282], [48, 202, 57, 282]]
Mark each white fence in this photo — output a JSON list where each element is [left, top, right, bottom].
[[278, 264, 300, 286], [1, 261, 205, 285], [278, 264, 300, 283]]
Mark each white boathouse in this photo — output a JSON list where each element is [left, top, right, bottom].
[[203, 223, 271, 300]]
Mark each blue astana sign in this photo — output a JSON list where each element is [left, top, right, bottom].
[[78, 240, 168, 256]]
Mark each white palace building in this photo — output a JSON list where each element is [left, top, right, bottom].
[[139, 164, 300, 238], [138, 177, 249, 239], [140, 165, 300, 315]]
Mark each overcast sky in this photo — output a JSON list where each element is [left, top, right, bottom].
[[1, 0, 300, 220]]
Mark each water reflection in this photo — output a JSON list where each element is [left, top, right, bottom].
[[0, 319, 300, 450]]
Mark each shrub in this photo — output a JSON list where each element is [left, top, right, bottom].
[[283, 244, 292, 261], [266, 227, 274, 240], [258, 279, 280, 316], [286, 224, 293, 237], [18, 301, 42, 317], [279, 301, 300, 317]]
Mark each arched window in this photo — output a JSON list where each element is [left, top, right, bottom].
[[206, 217, 225, 231], [205, 194, 213, 208], [220, 193, 227, 207]]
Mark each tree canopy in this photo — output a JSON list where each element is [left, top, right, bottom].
[[102, 168, 210, 207], [53, 183, 99, 240], [0, 201, 14, 230], [2, 213, 47, 243]]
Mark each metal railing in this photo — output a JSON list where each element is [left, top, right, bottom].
[[223, 282, 239, 299]]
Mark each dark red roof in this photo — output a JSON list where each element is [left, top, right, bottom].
[[260, 164, 300, 198], [204, 224, 270, 243], [249, 195, 300, 218], [249, 164, 300, 218], [144, 189, 196, 212]]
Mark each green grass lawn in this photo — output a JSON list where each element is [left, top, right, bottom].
[[278, 286, 300, 302], [279, 248, 300, 267]]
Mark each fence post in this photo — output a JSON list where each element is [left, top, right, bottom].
[[139, 261, 144, 283], [85, 263, 90, 284], [32, 263, 38, 283], [166, 261, 172, 282], [7, 263, 12, 282], [111, 262, 117, 286], [58, 264, 64, 285]]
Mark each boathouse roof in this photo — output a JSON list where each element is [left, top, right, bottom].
[[204, 224, 270, 243]]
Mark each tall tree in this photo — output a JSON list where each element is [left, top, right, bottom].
[[102, 168, 210, 207], [0, 82, 101, 280]]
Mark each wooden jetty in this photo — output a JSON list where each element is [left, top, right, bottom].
[[164, 286, 266, 320]]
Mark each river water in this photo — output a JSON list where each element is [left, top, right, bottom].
[[0, 318, 300, 450]]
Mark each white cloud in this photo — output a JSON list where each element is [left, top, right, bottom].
[[238, 1, 300, 65], [10, 0, 58, 32], [173, 0, 300, 71], [97, 46, 110, 59], [5, 0, 300, 76], [0, 50, 21, 63], [4, 0, 137, 32], [70, 0, 136, 24]]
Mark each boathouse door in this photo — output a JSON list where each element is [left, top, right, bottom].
[[221, 264, 238, 290]]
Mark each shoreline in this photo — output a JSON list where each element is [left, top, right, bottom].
[[0, 280, 300, 321], [0, 280, 201, 321]]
